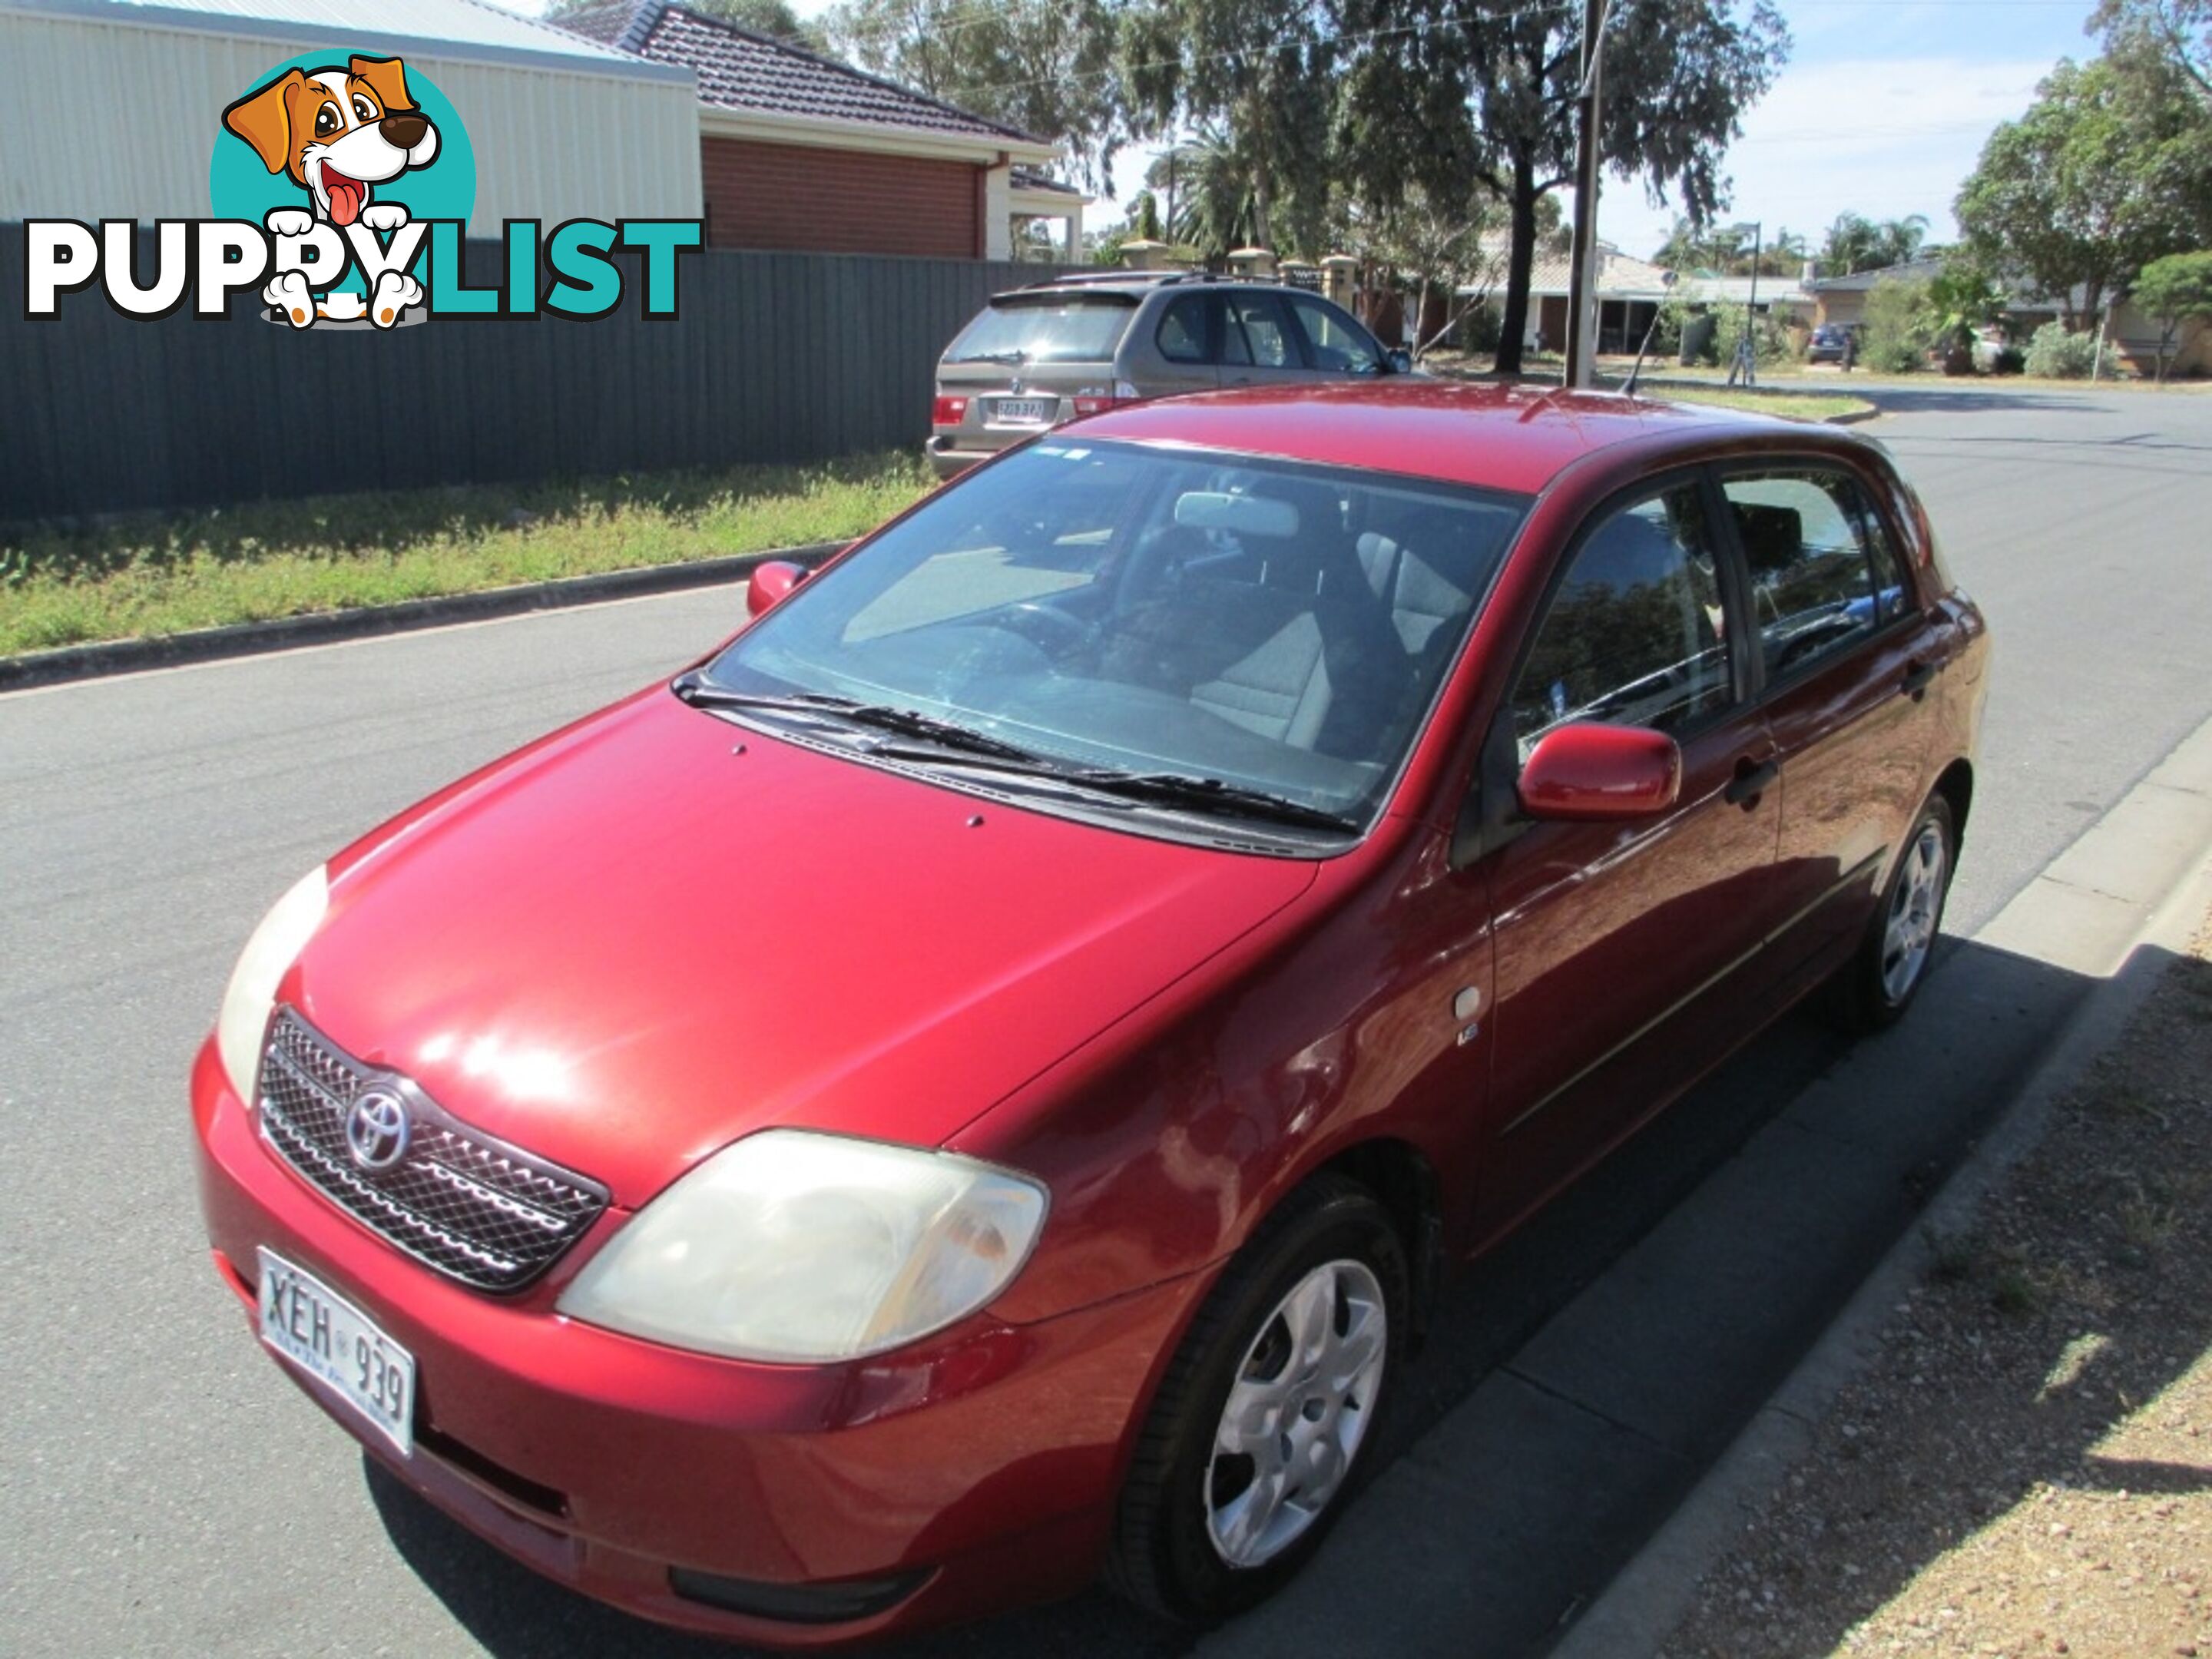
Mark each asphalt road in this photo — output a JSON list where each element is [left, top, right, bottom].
[[3, 386, 2209, 1658]]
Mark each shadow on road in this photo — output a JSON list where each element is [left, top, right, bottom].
[[1853, 386, 2141, 417], [365, 932, 2106, 1659]]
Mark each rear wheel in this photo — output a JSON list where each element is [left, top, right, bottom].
[[1826, 794, 1955, 1032], [1107, 1175, 1407, 1623]]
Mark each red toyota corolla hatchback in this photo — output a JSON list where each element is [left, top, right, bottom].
[[194, 382, 1988, 1646]]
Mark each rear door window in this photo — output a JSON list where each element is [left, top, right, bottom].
[[1720, 469, 1906, 682], [1224, 293, 1297, 369], [944, 296, 1135, 365], [1155, 295, 1212, 364]]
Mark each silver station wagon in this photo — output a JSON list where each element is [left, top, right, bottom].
[[929, 273, 1414, 478]]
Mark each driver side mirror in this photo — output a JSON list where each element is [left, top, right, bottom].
[[1518, 723, 1681, 822], [746, 560, 808, 618], [1386, 348, 1414, 376]]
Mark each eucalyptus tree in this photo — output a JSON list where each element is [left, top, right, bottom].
[[1955, 52, 2212, 327], [1118, 0, 1338, 255], [1336, 0, 1788, 373], [2091, 0, 2210, 101], [824, 0, 1134, 190]]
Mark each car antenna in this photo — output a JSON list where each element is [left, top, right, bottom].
[[1622, 270, 1680, 399]]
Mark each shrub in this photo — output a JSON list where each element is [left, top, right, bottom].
[[1989, 345, 2026, 375], [1456, 302, 1502, 356], [1861, 277, 1936, 373], [1679, 310, 1718, 366], [1650, 293, 1696, 359], [2022, 320, 2120, 379], [1711, 303, 1796, 369]]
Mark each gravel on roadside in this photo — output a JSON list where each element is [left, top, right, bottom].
[[1657, 912, 2212, 1659]]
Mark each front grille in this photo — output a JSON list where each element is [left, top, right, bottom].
[[257, 1009, 609, 1292]]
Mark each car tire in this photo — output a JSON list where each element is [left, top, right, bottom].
[[1825, 793, 1956, 1034], [1106, 1173, 1409, 1624]]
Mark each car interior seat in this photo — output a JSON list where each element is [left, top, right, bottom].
[[1356, 504, 1485, 654], [1729, 502, 1804, 577]]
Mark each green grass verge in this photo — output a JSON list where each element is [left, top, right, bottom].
[[1645, 388, 1877, 421], [0, 453, 934, 657]]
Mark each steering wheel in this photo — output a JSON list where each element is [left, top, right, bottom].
[[1771, 615, 1863, 674], [1000, 600, 1097, 655]]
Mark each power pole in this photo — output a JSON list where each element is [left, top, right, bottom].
[[1562, 0, 1608, 389]]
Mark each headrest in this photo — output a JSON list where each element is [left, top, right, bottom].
[[1572, 512, 1682, 591], [1731, 502, 1803, 573]]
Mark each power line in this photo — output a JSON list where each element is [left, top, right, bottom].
[[826, 0, 1584, 106]]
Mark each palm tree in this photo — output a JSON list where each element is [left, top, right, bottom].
[[1876, 214, 1931, 268], [1148, 131, 1258, 262]]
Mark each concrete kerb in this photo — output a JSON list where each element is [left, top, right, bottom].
[[0, 541, 849, 694], [1547, 710, 2212, 1659]]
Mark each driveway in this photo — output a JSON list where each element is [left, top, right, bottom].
[[2, 389, 2209, 1657]]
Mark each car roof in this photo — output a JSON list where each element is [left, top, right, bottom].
[[1067, 379, 1807, 495]]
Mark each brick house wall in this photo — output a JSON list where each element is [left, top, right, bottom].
[[700, 135, 982, 257]]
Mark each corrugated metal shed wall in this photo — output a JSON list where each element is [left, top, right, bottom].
[[0, 232, 1077, 517], [0, 7, 701, 231]]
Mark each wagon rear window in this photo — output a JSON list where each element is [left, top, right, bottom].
[[944, 296, 1137, 365]]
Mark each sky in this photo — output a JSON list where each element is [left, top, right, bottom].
[[511, 0, 2105, 262]]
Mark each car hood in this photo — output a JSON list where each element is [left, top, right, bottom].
[[289, 690, 1318, 1206]]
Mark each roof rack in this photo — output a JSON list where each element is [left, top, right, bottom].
[[1020, 270, 1217, 289]]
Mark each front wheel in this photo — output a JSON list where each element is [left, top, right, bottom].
[[1826, 794, 1956, 1033], [1107, 1175, 1407, 1623]]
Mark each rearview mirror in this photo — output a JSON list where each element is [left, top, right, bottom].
[[746, 560, 808, 618], [1518, 724, 1681, 822], [1173, 492, 1301, 538]]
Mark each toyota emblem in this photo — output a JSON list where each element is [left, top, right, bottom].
[[345, 1087, 411, 1173]]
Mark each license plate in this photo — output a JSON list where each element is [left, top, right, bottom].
[[994, 397, 1051, 425], [257, 1247, 415, 1456]]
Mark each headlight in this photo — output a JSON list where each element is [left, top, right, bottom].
[[216, 866, 328, 1104], [556, 1130, 1048, 1363]]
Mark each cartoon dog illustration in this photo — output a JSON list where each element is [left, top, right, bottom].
[[222, 55, 438, 328]]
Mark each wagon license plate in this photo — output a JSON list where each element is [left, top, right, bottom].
[[257, 1247, 415, 1456], [993, 397, 1052, 425]]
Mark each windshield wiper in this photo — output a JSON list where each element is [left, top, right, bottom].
[[1056, 770, 1361, 833], [674, 678, 1356, 833], [671, 677, 1041, 762]]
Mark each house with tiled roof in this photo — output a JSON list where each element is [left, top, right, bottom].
[[1453, 237, 1817, 356], [1455, 239, 1679, 355], [555, 0, 1088, 260]]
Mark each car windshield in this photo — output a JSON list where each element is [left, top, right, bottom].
[[943, 296, 1137, 364], [697, 440, 1528, 837]]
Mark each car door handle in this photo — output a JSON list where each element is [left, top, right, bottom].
[[1725, 757, 1779, 807], [1901, 661, 1937, 699]]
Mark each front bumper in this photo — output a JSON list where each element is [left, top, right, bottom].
[[190, 1038, 1210, 1647]]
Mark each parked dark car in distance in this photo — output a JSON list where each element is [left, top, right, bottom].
[[195, 381, 1988, 1647], [1808, 322, 1859, 364]]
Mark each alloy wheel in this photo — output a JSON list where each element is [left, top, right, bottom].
[[1880, 820, 1949, 1003], [1203, 1258, 1388, 1569]]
